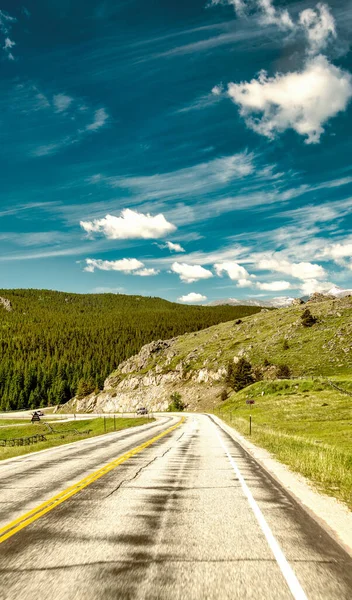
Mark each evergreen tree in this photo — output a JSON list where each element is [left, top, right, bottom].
[[228, 358, 254, 392]]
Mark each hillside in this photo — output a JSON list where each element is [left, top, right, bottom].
[[68, 295, 352, 413], [0, 289, 260, 411]]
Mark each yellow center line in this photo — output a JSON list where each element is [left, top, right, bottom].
[[0, 417, 185, 545]]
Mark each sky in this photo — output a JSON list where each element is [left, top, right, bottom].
[[0, 0, 352, 304]]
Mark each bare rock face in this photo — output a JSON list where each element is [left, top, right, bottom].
[[0, 297, 12, 311], [292, 298, 305, 305]]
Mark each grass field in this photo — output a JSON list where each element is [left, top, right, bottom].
[[0, 417, 151, 461], [216, 378, 352, 508]]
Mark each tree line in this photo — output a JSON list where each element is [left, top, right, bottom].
[[0, 289, 261, 411]]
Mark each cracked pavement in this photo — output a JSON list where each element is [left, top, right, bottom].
[[0, 415, 352, 599]]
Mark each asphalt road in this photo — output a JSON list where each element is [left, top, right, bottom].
[[0, 414, 351, 599]]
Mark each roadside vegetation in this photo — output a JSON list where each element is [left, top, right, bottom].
[[216, 378, 352, 508], [167, 392, 186, 412], [0, 288, 260, 411], [0, 417, 151, 461]]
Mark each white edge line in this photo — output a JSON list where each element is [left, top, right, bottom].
[[214, 426, 308, 600]]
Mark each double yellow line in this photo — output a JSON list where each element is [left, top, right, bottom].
[[0, 417, 184, 545]]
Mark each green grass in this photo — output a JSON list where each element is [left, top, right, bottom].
[[215, 379, 352, 508], [0, 417, 151, 461]]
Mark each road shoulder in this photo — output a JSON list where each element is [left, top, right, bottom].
[[211, 413, 352, 558]]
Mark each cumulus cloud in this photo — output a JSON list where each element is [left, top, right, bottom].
[[227, 55, 352, 144], [300, 279, 333, 296], [83, 258, 159, 276], [256, 258, 326, 280], [83, 258, 144, 273], [178, 292, 207, 303], [164, 241, 185, 253], [299, 3, 336, 54], [214, 261, 252, 282], [172, 262, 213, 283], [256, 280, 292, 291], [53, 94, 73, 113], [320, 242, 352, 263], [86, 108, 109, 131], [80, 209, 176, 240], [135, 268, 159, 276]]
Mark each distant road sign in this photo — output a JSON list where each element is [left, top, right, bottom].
[[246, 400, 255, 405]]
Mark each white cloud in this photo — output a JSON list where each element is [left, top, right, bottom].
[[80, 209, 176, 240], [4, 37, 15, 49], [172, 262, 213, 283], [256, 280, 292, 291], [300, 278, 333, 296], [214, 261, 252, 282], [53, 94, 73, 113], [0, 10, 16, 60], [321, 242, 352, 260], [299, 3, 336, 54], [211, 84, 224, 96], [98, 152, 255, 200], [178, 292, 207, 303], [256, 258, 326, 280], [257, 0, 294, 30], [84, 258, 144, 273], [165, 241, 185, 253], [135, 268, 159, 276], [86, 108, 109, 131], [227, 55, 352, 143]]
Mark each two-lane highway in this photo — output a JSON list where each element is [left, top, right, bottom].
[[0, 415, 351, 599]]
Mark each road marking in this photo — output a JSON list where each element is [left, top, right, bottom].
[[215, 427, 308, 600], [0, 418, 184, 545]]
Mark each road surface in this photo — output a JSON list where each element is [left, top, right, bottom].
[[0, 414, 351, 599]]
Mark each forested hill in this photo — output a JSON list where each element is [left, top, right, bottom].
[[0, 289, 261, 411]]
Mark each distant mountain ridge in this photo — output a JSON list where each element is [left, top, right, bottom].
[[208, 286, 352, 308]]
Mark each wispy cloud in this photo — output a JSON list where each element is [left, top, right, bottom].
[[85, 108, 109, 131], [53, 94, 73, 113], [0, 9, 16, 60]]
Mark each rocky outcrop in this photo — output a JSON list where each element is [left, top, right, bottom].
[[0, 297, 12, 311], [62, 294, 352, 414], [307, 292, 330, 303]]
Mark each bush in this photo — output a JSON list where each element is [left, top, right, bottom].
[[167, 392, 186, 412], [220, 389, 228, 402], [301, 308, 317, 328], [277, 364, 291, 379]]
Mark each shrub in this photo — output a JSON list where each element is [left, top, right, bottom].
[[277, 364, 291, 379], [220, 389, 228, 402], [301, 308, 317, 327], [167, 392, 186, 412]]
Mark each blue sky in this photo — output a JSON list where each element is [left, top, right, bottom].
[[1, 0, 352, 304]]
